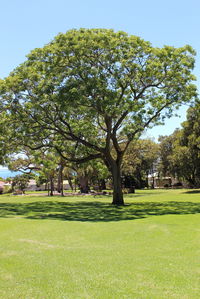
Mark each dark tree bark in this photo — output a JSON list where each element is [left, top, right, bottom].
[[100, 179, 106, 190], [60, 170, 64, 196], [57, 162, 64, 196], [146, 171, 149, 188], [67, 176, 73, 191], [47, 183, 50, 196], [50, 176, 54, 196], [79, 175, 90, 193], [111, 165, 124, 205], [108, 158, 124, 205]]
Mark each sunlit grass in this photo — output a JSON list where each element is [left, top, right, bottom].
[[0, 189, 200, 298]]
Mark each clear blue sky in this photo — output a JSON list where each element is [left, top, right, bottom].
[[0, 0, 199, 140]]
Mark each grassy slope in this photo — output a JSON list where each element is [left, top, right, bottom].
[[0, 189, 200, 298]]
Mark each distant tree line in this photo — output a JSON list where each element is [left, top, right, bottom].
[[158, 103, 200, 188]]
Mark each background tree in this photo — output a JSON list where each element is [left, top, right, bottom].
[[158, 132, 179, 178], [158, 104, 200, 187], [88, 160, 109, 191], [62, 166, 76, 191], [122, 139, 159, 188], [8, 148, 60, 195], [76, 160, 109, 192], [171, 106, 200, 187], [7, 152, 41, 174], [179, 104, 200, 186], [34, 151, 59, 196], [0, 29, 196, 204], [12, 174, 30, 194]]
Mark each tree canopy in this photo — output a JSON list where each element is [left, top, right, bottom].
[[0, 28, 197, 204], [159, 103, 200, 187], [122, 139, 159, 188]]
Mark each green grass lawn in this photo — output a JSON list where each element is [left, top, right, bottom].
[[0, 189, 200, 298]]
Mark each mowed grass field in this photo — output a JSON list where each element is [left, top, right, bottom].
[[0, 189, 200, 299]]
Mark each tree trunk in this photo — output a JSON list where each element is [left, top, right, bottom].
[[47, 183, 50, 196], [100, 179, 106, 190], [75, 178, 77, 192], [57, 164, 64, 196], [50, 176, 54, 196], [146, 171, 149, 188], [79, 175, 90, 193], [111, 163, 124, 205], [57, 169, 62, 193], [67, 176, 73, 191], [60, 170, 64, 196]]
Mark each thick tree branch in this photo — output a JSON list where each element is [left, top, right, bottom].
[[54, 146, 102, 164]]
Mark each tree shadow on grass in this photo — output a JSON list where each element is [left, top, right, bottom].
[[124, 192, 165, 198], [1, 200, 200, 222], [183, 190, 200, 194]]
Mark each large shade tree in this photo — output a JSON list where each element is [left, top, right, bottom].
[[0, 29, 196, 205]]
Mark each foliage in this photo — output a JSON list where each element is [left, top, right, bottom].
[[122, 139, 159, 187], [2, 184, 12, 194], [159, 104, 200, 187], [0, 28, 197, 204], [158, 131, 180, 177], [7, 154, 40, 174], [76, 159, 110, 192], [12, 174, 30, 193]]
